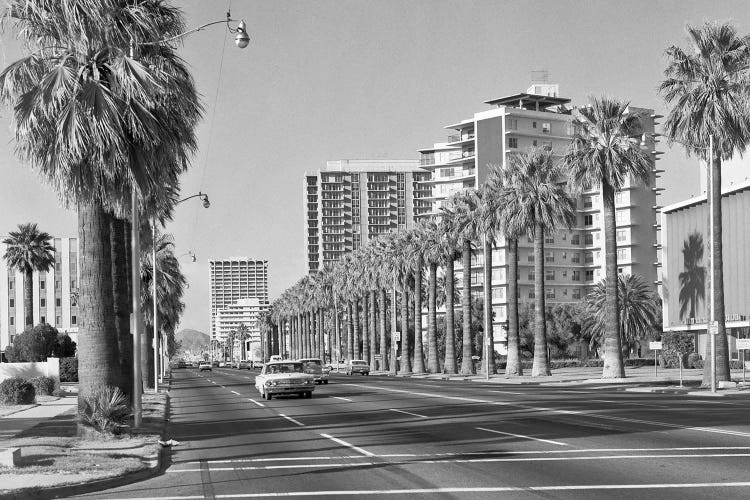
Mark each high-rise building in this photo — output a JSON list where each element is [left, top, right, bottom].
[[1, 237, 80, 351], [304, 159, 428, 273], [418, 84, 661, 352], [215, 298, 266, 361], [209, 258, 268, 339]]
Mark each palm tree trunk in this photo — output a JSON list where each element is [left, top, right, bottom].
[[77, 199, 122, 405], [390, 285, 397, 374], [318, 308, 325, 360], [347, 302, 354, 361], [353, 299, 361, 359], [460, 239, 474, 375], [532, 221, 550, 376], [110, 215, 131, 397], [505, 237, 522, 376], [379, 288, 388, 372], [427, 262, 439, 373], [413, 257, 425, 374], [703, 154, 730, 384], [483, 235, 495, 374], [369, 291, 377, 369], [362, 296, 370, 364], [444, 258, 457, 374], [602, 184, 625, 378], [23, 269, 33, 329], [334, 304, 340, 364], [399, 275, 411, 373]]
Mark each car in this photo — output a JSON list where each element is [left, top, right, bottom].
[[269, 355, 283, 362], [238, 360, 252, 370], [212, 361, 219, 367], [174, 360, 186, 369], [298, 358, 328, 384], [325, 360, 348, 372], [346, 359, 370, 376], [199, 361, 212, 371], [254, 361, 315, 400]]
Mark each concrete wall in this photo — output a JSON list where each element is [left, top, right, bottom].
[[0, 357, 60, 382]]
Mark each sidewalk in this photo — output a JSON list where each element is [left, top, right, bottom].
[[368, 366, 750, 396], [0, 396, 77, 442]]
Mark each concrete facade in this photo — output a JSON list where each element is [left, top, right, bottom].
[[215, 298, 265, 362], [209, 258, 268, 340]]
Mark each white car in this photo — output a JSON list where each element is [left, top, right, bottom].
[[255, 361, 315, 400], [198, 361, 212, 371]]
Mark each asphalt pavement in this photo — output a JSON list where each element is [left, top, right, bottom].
[[72, 367, 750, 499]]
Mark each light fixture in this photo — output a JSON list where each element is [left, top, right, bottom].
[[202, 195, 210, 208], [235, 20, 250, 48]]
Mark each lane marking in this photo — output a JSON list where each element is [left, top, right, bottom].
[[167, 455, 750, 473], [476, 427, 568, 446], [348, 383, 750, 439], [231, 390, 240, 395], [320, 433, 375, 457], [389, 408, 428, 419], [244, 376, 251, 379], [332, 396, 352, 402], [211, 381, 217, 384], [248, 398, 265, 407], [488, 390, 523, 395], [278, 413, 305, 427], [590, 399, 669, 409]]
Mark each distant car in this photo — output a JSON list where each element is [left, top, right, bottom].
[[325, 361, 348, 372], [254, 361, 315, 400], [175, 360, 186, 369], [238, 360, 253, 370], [212, 361, 219, 367], [199, 361, 212, 371], [346, 359, 370, 376], [218, 361, 226, 368], [298, 358, 328, 384], [269, 355, 283, 363]]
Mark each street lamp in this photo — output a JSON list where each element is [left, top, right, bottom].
[[178, 192, 210, 209], [178, 251, 197, 263], [130, 12, 248, 428], [643, 133, 716, 392]]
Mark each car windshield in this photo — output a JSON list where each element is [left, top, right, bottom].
[[301, 360, 321, 369], [353, 361, 367, 365], [266, 363, 303, 374]]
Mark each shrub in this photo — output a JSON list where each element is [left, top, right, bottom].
[[687, 352, 701, 369], [0, 377, 36, 405], [30, 376, 57, 396], [60, 357, 78, 382], [78, 386, 130, 435], [693, 359, 704, 369], [5, 324, 60, 362]]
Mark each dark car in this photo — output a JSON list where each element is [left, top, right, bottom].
[[238, 360, 253, 370], [346, 360, 370, 376], [175, 360, 186, 369]]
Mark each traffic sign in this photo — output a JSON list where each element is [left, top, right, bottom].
[[649, 341, 662, 350], [709, 321, 719, 335], [736, 338, 750, 350], [393, 331, 401, 342]]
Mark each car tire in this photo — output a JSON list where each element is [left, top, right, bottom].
[[307, 391, 313, 399], [324, 380, 329, 384], [265, 392, 272, 400]]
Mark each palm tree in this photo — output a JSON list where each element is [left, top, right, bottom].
[[485, 165, 523, 376], [421, 219, 443, 373], [505, 148, 576, 376], [445, 190, 482, 375], [583, 274, 660, 356], [2, 223, 55, 329], [563, 97, 652, 378], [406, 225, 427, 374], [660, 22, 750, 385], [0, 2, 201, 405], [436, 209, 462, 374]]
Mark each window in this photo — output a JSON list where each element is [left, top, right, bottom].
[[56, 298, 61, 307], [563, 288, 568, 296], [56, 315, 61, 326], [528, 290, 535, 299], [616, 230, 627, 243], [71, 279, 77, 289], [492, 287, 506, 302], [508, 118, 518, 130], [528, 254, 535, 262], [584, 215, 593, 227], [616, 209, 626, 223], [528, 270, 535, 281], [533, 140, 538, 146], [543, 141, 553, 151], [562, 270, 568, 278], [508, 137, 518, 149], [40, 298, 46, 307], [492, 268, 506, 283], [493, 306, 507, 320], [542, 122, 551, 134], [615, 191, 624, 204], [546, 288, 555, 299], [562, 252, 567, 260], [583, 196, 594, 209], [545, 269, 555, 281], [9, 317, 14, 326], [585, 270, 594, 281], [585, 252, 594, 264], [573, 289, 581, 300], [532, 121, 537, 128], [584, 234, 594, 245], [8, 280, 13, 290], [71, 315, 77, 325], [545, 251, 554, 263], [571, 234, 580, 245], [9, 298, 14, 308], [40, 316, 45, 324], [40, 281, 45, 290], [545, 235, 554, 244], [572, 252, 581, 263], [617, 248, 630, 261], [572, 271, 581, 281]]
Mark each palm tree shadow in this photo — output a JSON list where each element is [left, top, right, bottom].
[[678, 232, 706, 322]]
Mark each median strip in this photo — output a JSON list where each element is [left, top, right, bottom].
[[476, 427, 568, 446]]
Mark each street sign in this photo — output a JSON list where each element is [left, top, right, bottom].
[[471, 355, 480, 360], [736, 338, 750, 350], [708, 321, 719, 335], [393, 332, 401, 342], [649, 341, 662, 350]]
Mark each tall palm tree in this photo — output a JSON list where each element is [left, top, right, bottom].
[[2, 223, 55, 329], [563, 97, 651, 378], [660, 22, 750, 385], [421, 219, 443, 373], [445, 190, 482, 375], [505, 148, 576, 376], [485, 165, 523, 376], [436, 209, 462, 374], [583, 274, 660, 355], [0, 1, 201, 405], [406, 226, 427, 374]]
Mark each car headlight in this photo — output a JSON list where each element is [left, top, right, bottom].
[[265, 381, 272, 387], [272, 381, 279, 386]]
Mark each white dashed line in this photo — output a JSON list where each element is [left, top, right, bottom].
[[231, 390, 240, 395], [320, 433, 375, 457], [248, 398, 265, 407], [279, 413, 305, 427], [389, 408, 428, 418], [332, 396, 352, 402], [476, 427, 568, 446], [488, 390, 523, 395]]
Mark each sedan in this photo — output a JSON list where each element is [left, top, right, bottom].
[[255, 361, 315, 400], [346, 359, 370, 376], [198, 361, 212, 371]]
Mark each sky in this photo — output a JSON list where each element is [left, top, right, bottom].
[[1, 0, 749, 334]]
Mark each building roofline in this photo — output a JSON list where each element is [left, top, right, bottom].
[[662, 178, 750, 214], [484, 92, 571, 108]]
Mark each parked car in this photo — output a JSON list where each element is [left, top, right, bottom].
[[254, 361, 315, 400], [174, 360, 186, 369], [325, 360, 349, 372], [218, 361, 226, 368], [269, 354, 283, 362], [346, 359, 370, 376], [199, 361, 212, 372], [238, 360, 253, 370], [212, 361, 219, 367], [298, 358, 328, 384]]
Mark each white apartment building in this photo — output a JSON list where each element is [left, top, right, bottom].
[[209, 258, 268, 339], [1, 237, 80, 351], [304, 159, 430, 273], [418, 84, 661, 353], [215, 298, 265, 361]]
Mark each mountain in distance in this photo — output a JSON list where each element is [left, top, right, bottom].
[[176, 328, 209, 354]]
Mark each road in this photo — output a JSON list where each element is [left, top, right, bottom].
[[75, 367, 750, 499]]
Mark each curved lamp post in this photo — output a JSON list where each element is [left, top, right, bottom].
[[131, 11, 248, 428]]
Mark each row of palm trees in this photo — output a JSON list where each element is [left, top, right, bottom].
[[0, 0, 201, 405], [270, 98, 652, 377]]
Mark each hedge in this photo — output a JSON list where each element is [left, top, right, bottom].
[[60, 357, 78, 382], [0, 377, 36, 405]]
